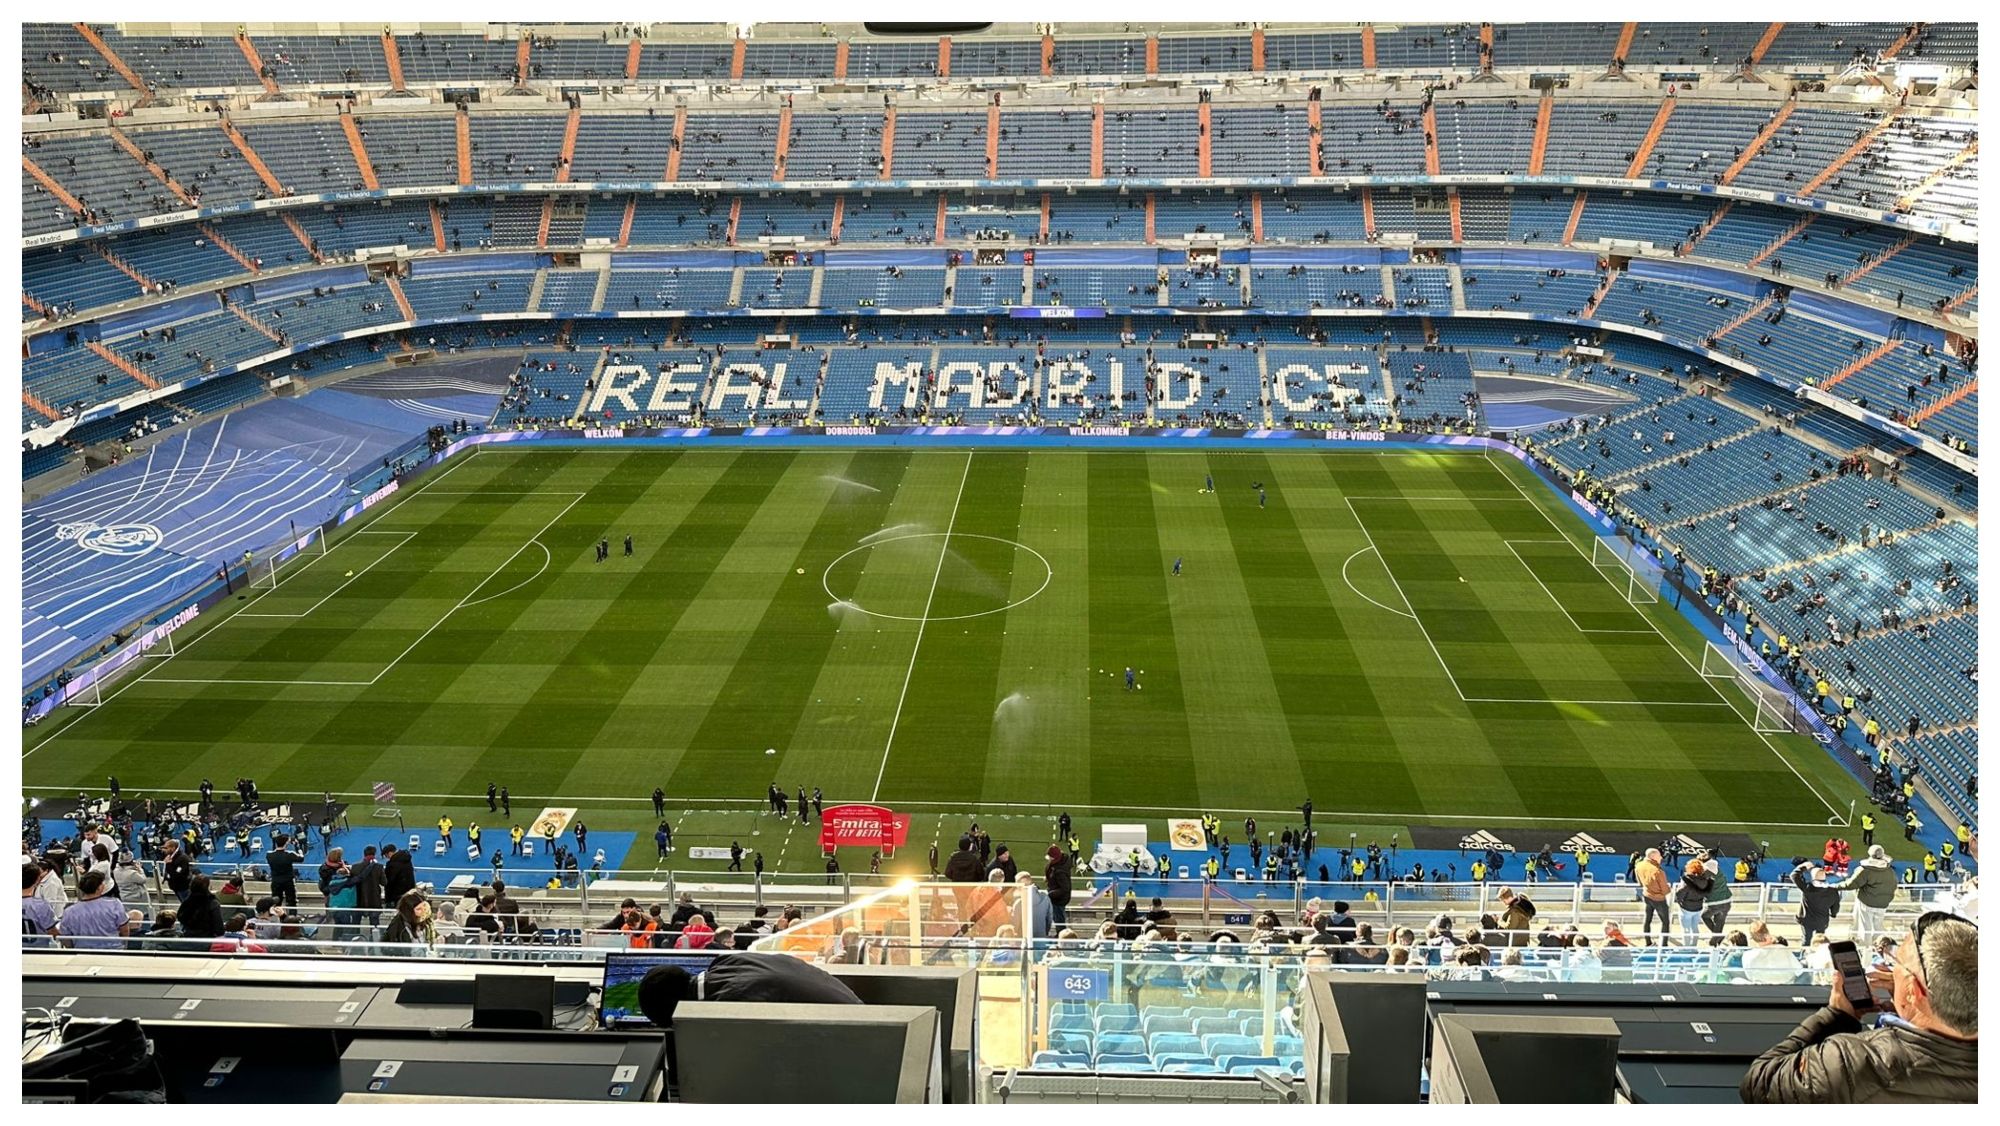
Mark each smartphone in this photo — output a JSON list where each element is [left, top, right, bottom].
[[1827, 940, 1875, 1012]]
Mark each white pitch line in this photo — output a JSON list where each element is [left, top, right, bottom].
[[1502, 539, 1657, 635], [1481, 450, 1847, 821], [1341, 495, 1470, 700], [234, 531, 419, 619], [870, 449, 975, 802], [1339, 545, 1416, 619], [11, 784, 1844, 830]]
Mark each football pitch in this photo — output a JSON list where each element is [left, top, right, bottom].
[[24, 444, 1861, 862]]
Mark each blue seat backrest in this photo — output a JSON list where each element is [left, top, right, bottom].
[[1096, 1011, 1141, 1033], [1192, 1016, 1239, 1038], [1202, 1033, 1261, 1058], [1149, 1032, 1203, 1057], [1096, 1032, 1146, 1057]]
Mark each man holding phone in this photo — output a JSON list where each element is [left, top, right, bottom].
[[1742, 911, 1977, 1102]]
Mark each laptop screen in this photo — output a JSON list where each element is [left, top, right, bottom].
[[599, 951, 721, 1028]]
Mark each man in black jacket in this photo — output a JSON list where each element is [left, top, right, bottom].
[[943, 837, 984, 883], [382, 844, 416, 905], [1044, 845, 1073, 926], [1791, 861, 1842, 947], [161, 839, 193, 903], [350, 846, 387, 927], [265, 834, 301, 907]]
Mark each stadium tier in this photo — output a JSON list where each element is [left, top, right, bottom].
[[17, 21, 1979, 1106]]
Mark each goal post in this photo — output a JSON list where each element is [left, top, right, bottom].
[[1590, 535, 1662, 606], [255, 525, 327, 591], [1700, 640, 1799, 733]]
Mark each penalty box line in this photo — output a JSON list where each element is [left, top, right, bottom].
[[1343, 496, 1735, 710], [140, 491, 588, 689], [233, 531, 420, 619], [1479, 450, 1847, 822], [1502, 539, 1657, 635]]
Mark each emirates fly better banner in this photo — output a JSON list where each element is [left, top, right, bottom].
[[819, 804, 910, 851]]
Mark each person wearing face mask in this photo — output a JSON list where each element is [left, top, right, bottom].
[[380, 889, 437, 955]]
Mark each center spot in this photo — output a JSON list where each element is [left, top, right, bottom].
[[822, 533, 1053, 622]]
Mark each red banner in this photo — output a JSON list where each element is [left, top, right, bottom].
[[819, 803, 910, 850]]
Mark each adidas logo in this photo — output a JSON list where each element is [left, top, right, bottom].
[[1562, 832, 1618, 854], [1457, 829, 1515, 852], [1671, 833, 1710, 853]]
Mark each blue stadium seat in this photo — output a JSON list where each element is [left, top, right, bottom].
[[1095, 1033, 1146, 1058], [1202, 1034, 1261, 1059], [1048, 1031, 1092, 1055], [1148, 1032, 1203, 1058], [1032, 1051, 1090, 1069], [1192, 1017, 1240, 1039]]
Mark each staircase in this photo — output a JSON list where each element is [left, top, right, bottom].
[[526, 269, 549, 312], [1681, 201, 1732, 255], [1527, 94, 1552, 175], [220, 118, 287, 195], [1748, 214, 1815, 268], [227, 303, 286, 344], [556, 107, 581, 183], [385, 275, 416, 322], [456, 112, 473, 186], [1896, 140, 1976, 210], [1819, 337, 1901, 391], [1840, 235, 1917, 287], [23, 390, 61, 420], [380, 31, 406, 91], [1718, 102, 1797, 186], [1800, 112, 1899, 196], [1601, 418, 1765, 485], [73, 23, 149, 100], [879, 105, 897, 179], [1909, 379, 1976, 426], [1421, 102, 1441, 175], [1579, 271, 1618, 319], [281, 213, 324, 262], [23, 154, 88, 221], [1625, 99, 1675, 178], [198, 223, 260, 273], [107, 127, 196, 206], [773, 104, 793, 181], [237, 33, 280, 95], [95, 246, 156, 291], [85, 340, 160, 389], [341, 113, 380, 190], [1712, 294, 1779, 341], [590, 267, 611, 312], [1561, 192, 1587, 245], [1940, 284, 1977, 316]]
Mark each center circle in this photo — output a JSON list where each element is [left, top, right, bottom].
[[821, 533, 1053, 622]]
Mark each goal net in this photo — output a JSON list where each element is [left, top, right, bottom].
[[1590, 536, 1663, 606], [1700, 641, 1798, 733], [254, 526, 327, 591]]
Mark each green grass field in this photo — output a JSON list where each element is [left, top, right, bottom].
[[24, 445, 1863, 871]]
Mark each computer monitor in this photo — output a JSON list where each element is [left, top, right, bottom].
[[598, 951, 723, 1029]]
